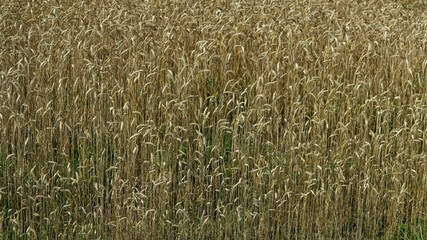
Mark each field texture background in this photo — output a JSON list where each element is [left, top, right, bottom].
[[1, 0, 427, 239]]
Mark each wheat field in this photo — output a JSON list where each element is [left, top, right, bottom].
[[1, 0, 427, 239]]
